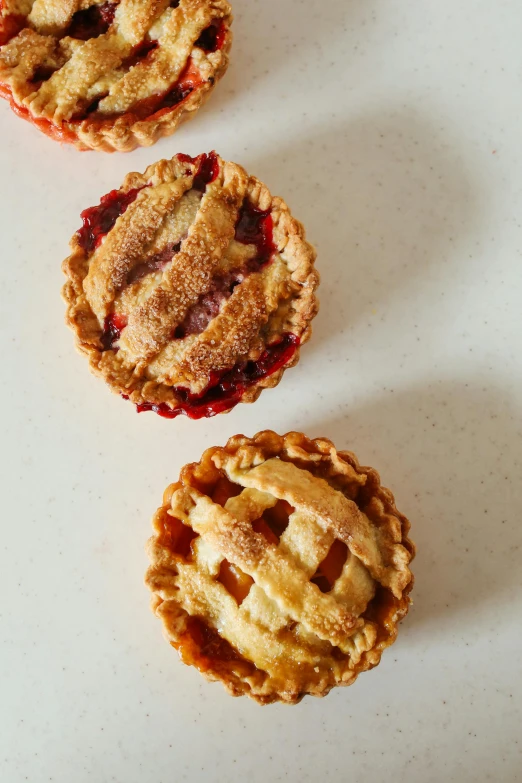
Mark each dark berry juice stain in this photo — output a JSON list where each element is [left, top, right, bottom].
[[0, 13, 26, 46], [126, 242, 181, 285], [122, 84, 193, 122], [195, 20, 226, 53], [235, 199, 275, 269], [193, 150, 220, 190], [66, 2, 117, 40], [119, 58, 206, 121], [170, 189, 275, 341], [71, 92, 109, 121], [173, 269, 241, 339], [156, 84, 193, 110], [77, 185, 146, 254], [121, 39, 158, 70], [129, 333, 300, 419], [175, 151, 219, 190], [100, 313, 127, 351], [29, 65, 56, 89]]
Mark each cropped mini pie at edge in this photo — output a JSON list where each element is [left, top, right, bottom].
[[145, 431, 415, 704], [0, 0, 232, 151], [62, 152, 319, 419]]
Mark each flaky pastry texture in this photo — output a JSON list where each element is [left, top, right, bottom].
[[146, 431, 415, 704], [62, 154, 318, 419], [0, 0, 232, 151]]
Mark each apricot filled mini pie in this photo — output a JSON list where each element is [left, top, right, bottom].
[[145, 431, 415, 704], [62, 152, 318, 419], [0, 0, 232, 151]]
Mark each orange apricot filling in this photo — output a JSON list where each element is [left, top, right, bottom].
[[218, 559, 253, 604], [159, 512, 198, 559], [172, 616, 256, 676], [311, 539, 348, 593], [252, 499, 294, 545], [211, 476, 242, 506]]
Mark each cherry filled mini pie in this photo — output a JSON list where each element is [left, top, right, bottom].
[[145, 431, 415, 704], [62, 152, 318, 419], [0, 0, 232, 151]]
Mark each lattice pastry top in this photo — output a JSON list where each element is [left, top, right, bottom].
[[146, 431, 415, 704], [64, 153, 318, 418], [0, 0, 232, 151], [62, 153, 318, 420]]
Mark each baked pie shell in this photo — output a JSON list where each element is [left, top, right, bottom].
[[145, 431, 415, 704], [0, 0, 233, 152], [62, 156, 319, 413], [73, 30, 232, 153]]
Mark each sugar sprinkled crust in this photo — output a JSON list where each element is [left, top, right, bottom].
[[146, 431, 415, 704], [0, 0, 232, 151], [62, 154, 319, 418]]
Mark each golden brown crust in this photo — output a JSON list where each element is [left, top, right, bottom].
[[0, 0, 232, 152], [62, 153, 319, 418], [145, 431, 415, 704]]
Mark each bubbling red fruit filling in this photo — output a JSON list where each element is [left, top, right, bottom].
[[192, 150, 220, 190], [75, 153, 218, 254], [66, 2, 117, 41], [0, 14, 25, 46], [195, 20, 226, 53], [76, 153, 297, 418], [172, 194, 276, 339], [1, 13, 228, 136], [235, 201, 274, 265], [130, 333, 300, 419], [121, 39, 159, 70], [77, 186, 146, 253], [100, 313, 127, 351], [127, 242, 181, 286]]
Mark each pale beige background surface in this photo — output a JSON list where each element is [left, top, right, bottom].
[[1, 1, 521, 781]]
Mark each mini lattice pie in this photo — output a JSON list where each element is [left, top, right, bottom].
[[145, 431, 415, 704], [0, 0, 232, 151], [62, 153, 318, 419]]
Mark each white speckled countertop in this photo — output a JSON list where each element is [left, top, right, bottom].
[[1, 1, 522, 780]]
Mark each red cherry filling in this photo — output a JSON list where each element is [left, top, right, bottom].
[[0, 83, 79, 143], [173, 270, 241, 339], [29, 65, 57, 89], [77, 185, 146, 254], [173, 192, 275, 339], [130, 332, 300, 419], [76, 152, 217, 262], [119, 59, 204, 123], [66, 2, 117, 40], [195, 20, 227, 53], [192, 150, 220, 190], [121, 39, 159, 70], [100, 312, 127, 351], [0, 11, 225, 140], [175, 151, 220, 189], [133, 84, 193, 118], [0, 13, 25, 46], [127, 242, 181, 285]]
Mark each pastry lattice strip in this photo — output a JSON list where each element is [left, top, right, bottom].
[[0, 0, 229, 121], [75, 155, 302, 394], [166, 461, 402, 676]]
